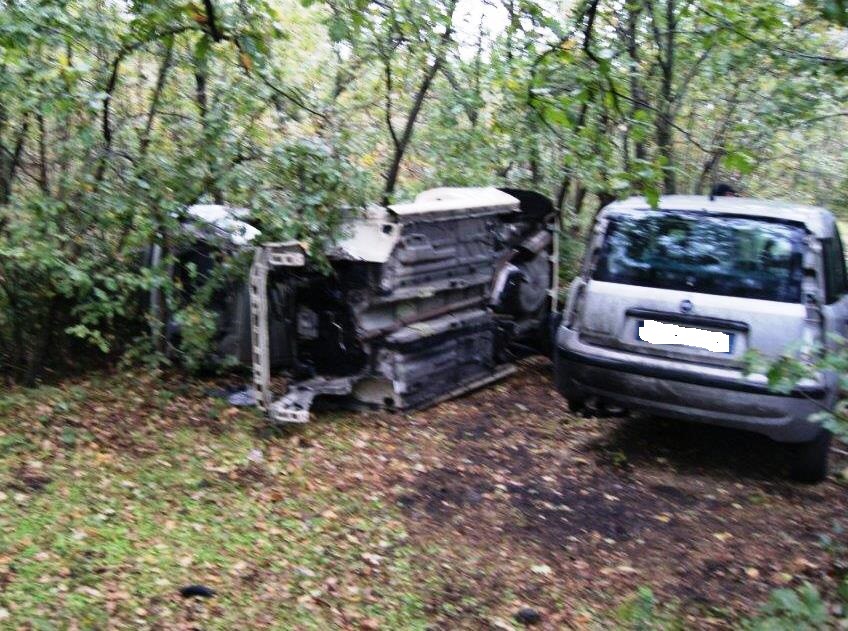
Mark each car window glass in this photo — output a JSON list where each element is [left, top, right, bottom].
[[593, 211, 806, 303], [823, 233, 848, 303]]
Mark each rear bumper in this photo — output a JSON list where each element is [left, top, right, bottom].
[[554, 328, 832, 443]]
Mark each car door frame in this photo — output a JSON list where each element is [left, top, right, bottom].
[[820, 227, 848, 345]]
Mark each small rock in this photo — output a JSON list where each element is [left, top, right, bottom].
[[514, 606, 541, 626], [361, 552, 383, 566], [179, 584, 216, 598], [294, 436, 312, 449], [247, 448, 264, 464], [531, 564, 552, 576], [205, 387, 230, 399], [227, 389, 257, 407], [489, 617, 514, 631]]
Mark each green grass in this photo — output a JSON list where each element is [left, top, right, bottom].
[[4, 371, 834, 629], [0, 376, 430, 629]]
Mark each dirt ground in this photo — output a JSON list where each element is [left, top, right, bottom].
[[319, 358, 848, 628], [1, 358, 846, 629]]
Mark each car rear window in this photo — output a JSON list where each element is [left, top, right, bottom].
[[593, 211, 806, 302]]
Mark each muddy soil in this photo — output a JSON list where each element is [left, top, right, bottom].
[[323, 359, 848, 628]]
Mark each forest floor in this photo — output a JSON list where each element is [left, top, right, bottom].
[[0, 359, 846, 629]]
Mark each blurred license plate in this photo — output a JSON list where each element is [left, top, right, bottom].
[[637, 319, 731, 353]]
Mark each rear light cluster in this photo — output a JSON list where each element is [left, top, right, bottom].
[[565, 281, 587, 328], [801, 292, 824, 364]]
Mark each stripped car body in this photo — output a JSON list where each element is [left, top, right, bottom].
[[166, 187, 558, 423], [251, 187, 558, 423]]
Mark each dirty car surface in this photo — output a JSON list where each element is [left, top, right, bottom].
[[163, 187, 558, 423], [250, 187, 558, 423]]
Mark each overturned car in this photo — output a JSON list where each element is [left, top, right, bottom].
[[162, 187, 559, 423]]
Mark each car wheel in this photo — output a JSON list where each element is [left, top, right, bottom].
[[791, 430, 832, 483], [566, 396, 587, 415]]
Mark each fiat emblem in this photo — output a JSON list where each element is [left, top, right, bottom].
[[679, 299, 693, 314]]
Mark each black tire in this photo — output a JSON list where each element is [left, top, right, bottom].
[[566, 396, 587, 415], [791, 430, 832, 483]]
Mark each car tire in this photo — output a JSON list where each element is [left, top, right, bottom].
[[791, 430, 832, 483], [566, 396, 587, 415]]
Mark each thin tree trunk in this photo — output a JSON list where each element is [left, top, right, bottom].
[[382, 58, 440, 203], [574, 184, 588, 215], [382, 1, 457, 204], [37, 111, 49, 194], [23, 297, 58, 387], [626, 4, 647, 162], [0, 118, 29, 205], [140, 38, 174, 158], [656, 0, 676, 193], [194, 38, 224, 204]]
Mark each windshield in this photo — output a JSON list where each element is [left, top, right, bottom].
[[592, 211, 806, 302]]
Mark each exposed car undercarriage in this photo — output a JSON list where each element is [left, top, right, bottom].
[[163, 187, 558, 423]]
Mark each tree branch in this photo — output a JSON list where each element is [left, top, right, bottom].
[[202, 0, 223, 42], [95, 25, 194, 183], [139, 37, 175, 158]]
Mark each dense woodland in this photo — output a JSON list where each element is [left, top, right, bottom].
[[2, 0, 848, 382]]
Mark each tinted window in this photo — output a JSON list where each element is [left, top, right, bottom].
[[593, 211, 806, 303], [823, 232, 847, 303]]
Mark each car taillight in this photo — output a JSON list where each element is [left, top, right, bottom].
[[565, 282, 587, 328], [801, 292, 824, 363]]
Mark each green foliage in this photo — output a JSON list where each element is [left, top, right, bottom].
[[746, 582, 836, 630], [0, 0, 365, 381], [613, 586, 685, 630], [616, 586, 661, 629], [820, 0, 848, 26], [3, 0, 848, 381], [750, 338, 848, 442]]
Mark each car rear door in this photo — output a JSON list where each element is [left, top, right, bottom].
[[577, 281, 807, 368], [821, 230, 848, 345], [576, 209, 809, 365]]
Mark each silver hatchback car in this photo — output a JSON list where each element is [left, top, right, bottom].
[[555, 195, 847, 482]]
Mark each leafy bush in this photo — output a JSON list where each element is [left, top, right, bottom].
[[745, 581, 845, 630], [0, 1, 366, 383], [746, 340, 848, 443]]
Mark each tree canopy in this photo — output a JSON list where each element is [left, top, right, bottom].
[[2, 0, 848, 380]]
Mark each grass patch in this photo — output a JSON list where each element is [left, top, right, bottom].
[[0, 373, 430, 628]]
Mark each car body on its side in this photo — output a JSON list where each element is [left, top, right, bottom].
[[555, 195, 848, 481], [151, 188, 559, 422]]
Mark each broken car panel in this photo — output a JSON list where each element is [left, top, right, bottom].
[[163, 187, 558, 423]]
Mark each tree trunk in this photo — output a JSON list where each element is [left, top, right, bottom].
[[382, 59, 441, 204], [140, 38, 174, 158], [656, 114, 676, 193], [37, 111, 49, 194], [0, 118, 29, 205], [657, 0, 676, 193], [626, 4, 647, 162], [23, 297, 58, 387], [194, 39, 224, 204], [382, 2, 457, 204]]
